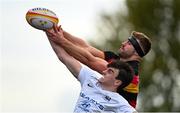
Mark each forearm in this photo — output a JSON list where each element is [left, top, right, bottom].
[[48, 40, 81, 77], [45, 26, 89, 63], [63, 30, 105, 59], [49, 40, 69, 64], [59, 38, 92, 63], [63, 30, 89, 48], [45, 25, 107, 73], [58, 38, 108, 73]]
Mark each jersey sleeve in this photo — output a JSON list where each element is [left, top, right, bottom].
[[117, 96, 137, 113], [119, 105, 136, 113], [78, 65, 102, 86]]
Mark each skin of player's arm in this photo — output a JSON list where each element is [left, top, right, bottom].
[[46, 26, 108, 74], [48, 39, 81, 78], [60, 38, 108, 73], [63, 30, 105, 59]]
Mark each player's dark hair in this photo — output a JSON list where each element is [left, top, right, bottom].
[[107, 60, 134, 90]]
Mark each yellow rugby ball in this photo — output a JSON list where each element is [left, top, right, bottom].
[[26, 8, 59, 30]]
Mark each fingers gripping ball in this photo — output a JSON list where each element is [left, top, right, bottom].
[[26, 8, 59, 30]]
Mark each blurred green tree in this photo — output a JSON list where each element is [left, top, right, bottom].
[[90, 0, 180, 111]]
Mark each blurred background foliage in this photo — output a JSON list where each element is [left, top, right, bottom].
[[90, 0, 180, 111]]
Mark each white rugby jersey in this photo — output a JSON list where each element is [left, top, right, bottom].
[[74, 66, 136, 113]]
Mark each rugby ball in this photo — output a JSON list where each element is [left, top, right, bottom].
[[26, 8, 59, 30]]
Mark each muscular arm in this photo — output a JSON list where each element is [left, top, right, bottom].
[[45, 26, 108, 73], [63, 30, 105, 59], [60, 37, 108, 73]]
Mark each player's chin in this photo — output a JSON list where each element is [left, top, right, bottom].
[[98, 77, 105, 83]]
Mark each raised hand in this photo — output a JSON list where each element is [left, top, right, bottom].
[[45, 24, 64, 43]]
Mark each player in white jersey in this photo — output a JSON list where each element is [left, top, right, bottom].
[[46, 26, 137, 113], [74, 65, 136, 113]]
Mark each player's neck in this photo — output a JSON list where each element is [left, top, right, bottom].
[[121, 55, 142, 62], [100, 84, 117, 92]]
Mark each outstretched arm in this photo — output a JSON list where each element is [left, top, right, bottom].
[[46, 26, 105, 59], [63, 30, 105, 58], [45, 25, 108, 73], [48, 39, 81, 78]]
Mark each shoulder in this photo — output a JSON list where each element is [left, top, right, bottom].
[[78, 65, 102, 84], [127, 61, 139, 75], [114, 94, 136, 113]]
